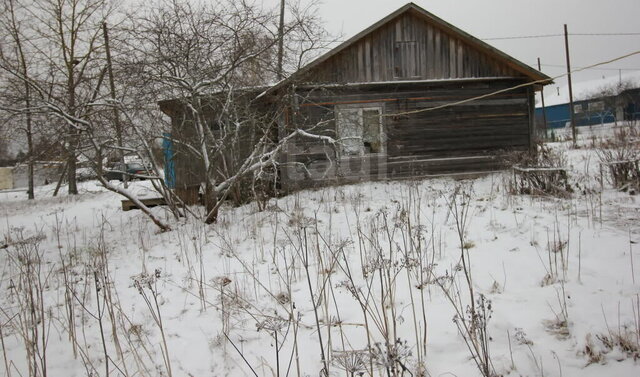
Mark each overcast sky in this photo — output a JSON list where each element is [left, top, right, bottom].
[[264, 0, 640, 101]]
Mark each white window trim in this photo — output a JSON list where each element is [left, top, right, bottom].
[[335, 104, 386, 157]]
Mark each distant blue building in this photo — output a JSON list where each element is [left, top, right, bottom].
[[535, 88, 640, 130]]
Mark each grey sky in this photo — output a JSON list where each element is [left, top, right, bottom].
[[265, 0, 640, 101]]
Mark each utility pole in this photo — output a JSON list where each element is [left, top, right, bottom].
[[537, 58, 548, 140], [276, 0, 285, 80], [9, 0, 35, 199], [564, 24, 577, 146], [103, 22, 127, 187], [67, 57, 78, 195], [619, 69, 622, 86]]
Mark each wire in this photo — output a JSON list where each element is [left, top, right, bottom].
[[302, 32, 640, 45], [482, 34, 562, 41], [381, 49, 640, 118], [572, 32, 640, 37], [538, 63, 640, 72], [482, 32, 640, 41]]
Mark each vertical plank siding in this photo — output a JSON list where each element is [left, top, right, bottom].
[[307, 13, 521, 84], [161, 95, 278, 191]]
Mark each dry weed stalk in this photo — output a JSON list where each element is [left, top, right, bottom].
[[434, 185, 497, 377], [3, 228, 51, 377], [133, 269, 173, 377], [596, 127, 640, 192], [587, 296, 640, 362]]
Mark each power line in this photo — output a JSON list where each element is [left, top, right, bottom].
[[538, 63, 640, 72], [572, 32, 640, 36], [482, 34, 562, 41], [382, 49, 640, 118], [304, 32, 640, 45], [482, 32, 640, 41]]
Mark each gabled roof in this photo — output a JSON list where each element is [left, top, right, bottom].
[[266, 2, 551, 95]]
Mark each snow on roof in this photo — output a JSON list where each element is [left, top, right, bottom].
[[537, 71, 640, 107]]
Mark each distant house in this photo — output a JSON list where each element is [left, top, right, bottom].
[[0, 168, 12, 190], [160, 3, 551, 196], [536, 87, 640, 131], [0, 162, 64, 190]]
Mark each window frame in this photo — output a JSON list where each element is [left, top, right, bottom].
[[335, 104, 386, 158], [588, 101, 605, 112]]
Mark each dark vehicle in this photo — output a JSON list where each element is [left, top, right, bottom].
[[103, 162, 149, 181]]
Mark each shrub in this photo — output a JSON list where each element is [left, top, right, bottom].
[[597, 128, 640, 192], [508, 144, 572, 197]]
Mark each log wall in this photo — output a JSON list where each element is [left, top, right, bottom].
[[280, 79, 532, 191]]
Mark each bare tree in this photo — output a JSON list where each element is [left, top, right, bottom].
[[1, 0, 337, 231], [0, 0, 119, 195], [0, 0, 37, 197], [121, 0, 337, 224], [0, 0, 177, 230]]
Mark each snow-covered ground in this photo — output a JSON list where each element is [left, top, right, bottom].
[[1, 141, 639, 377]]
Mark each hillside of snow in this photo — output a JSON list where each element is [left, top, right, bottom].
[[1, 140, 639, 377]]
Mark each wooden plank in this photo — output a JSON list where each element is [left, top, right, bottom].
[[457, 41, 464, 77], [357, 41, 364, 82], [364, 37, 371, 82], [442, 33, 450, 78], [434, 30, 442, 78], [425, 24, 434, 78], [449, 38, 457, 77], [372, 30, 380, 81], [122, 197, 167, 211]]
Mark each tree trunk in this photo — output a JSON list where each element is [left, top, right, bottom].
[[103, 23, 127, 188], [67, 64, 78, 195], [204, 181, 218, 224], [9, 0, 35, 199], [24, 62, 34, 200]]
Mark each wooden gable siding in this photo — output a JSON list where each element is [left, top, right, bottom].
[[305, 12, 521, 84]]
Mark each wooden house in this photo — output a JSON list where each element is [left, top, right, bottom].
[[269, 2, 551, 191], [160, 3, 551, 197]]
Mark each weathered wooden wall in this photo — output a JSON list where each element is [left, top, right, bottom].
[[280, 79, 532, 191], [305, 11, 523, 84], [159, 5, 546, 197], [159, 94, 276, 195]]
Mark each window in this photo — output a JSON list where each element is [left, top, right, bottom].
[[394, 41, 419, 79], [573, 104, 583, 114], [336, 106, 385, 156], [362, 109, 383, 153], [588, 101, 604, 112]]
